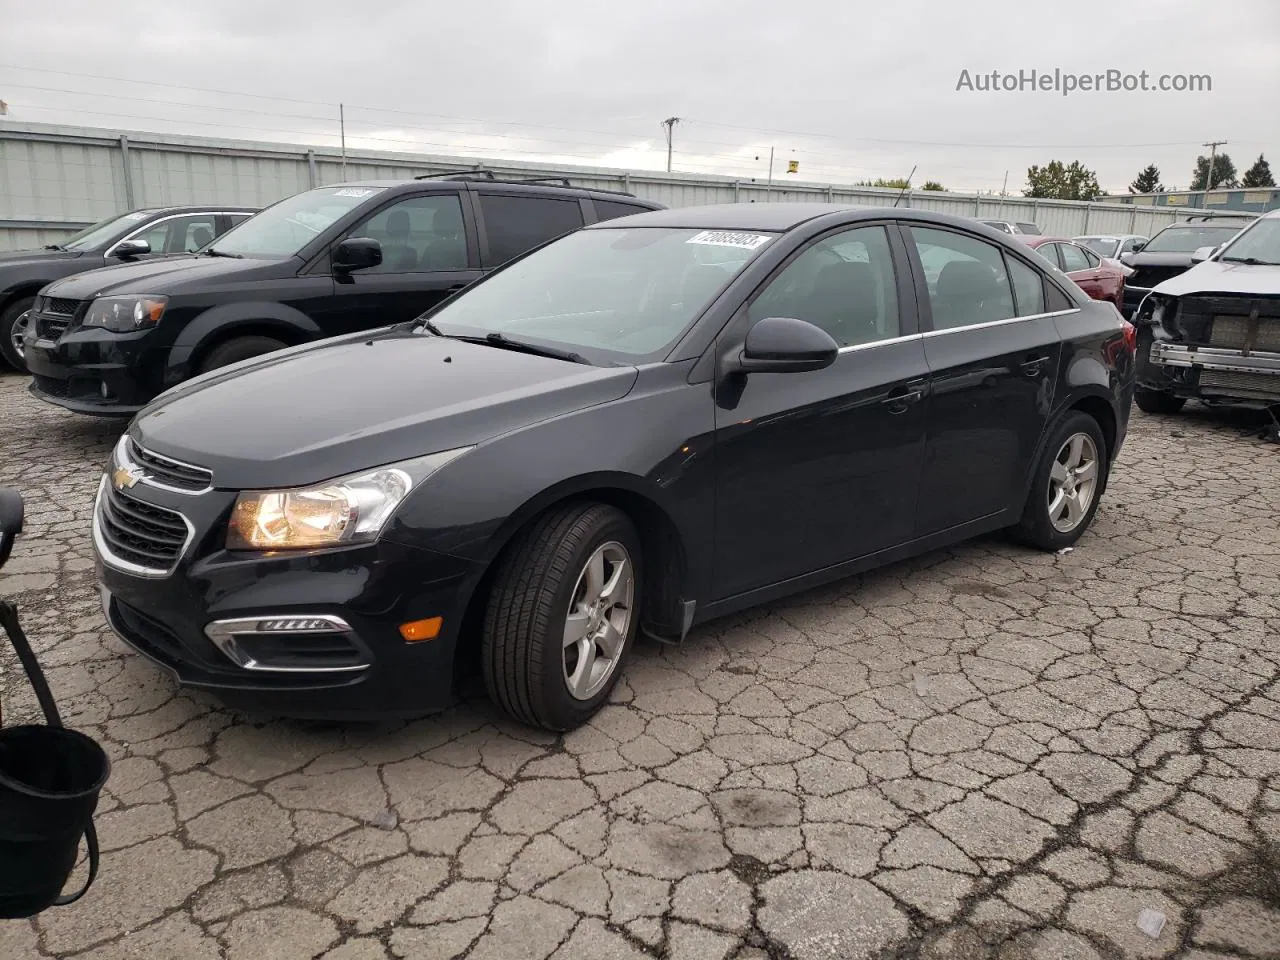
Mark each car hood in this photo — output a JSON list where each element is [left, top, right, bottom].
[[130, 329, 640, 490], [0, 249, 89, 267], [43, 254, 283, 299], [1152, 259, 1280, 297]]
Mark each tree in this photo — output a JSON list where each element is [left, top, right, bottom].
[[1190, 153, 1238, 190], [922, 180, 945, 191], [1023, 160, 1104, 201], [855, 177, 911, 189], [1129, 164, 1164, 194], [1241, 154, 1276, 188]]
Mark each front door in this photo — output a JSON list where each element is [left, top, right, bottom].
[[712, 223, 930, 600], [904, 225, 1062, 535], [324, 192, 482, 336]]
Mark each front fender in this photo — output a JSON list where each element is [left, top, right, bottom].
[[166, 302, 323, 379]]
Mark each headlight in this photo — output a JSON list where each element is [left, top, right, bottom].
[[83, 295, 168, 332], [225, 447, 471, 551]]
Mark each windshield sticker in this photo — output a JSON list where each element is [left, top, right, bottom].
[[124, 212, 150, 220], [686, 231, 772, 250], [333, 188, 377, 198]]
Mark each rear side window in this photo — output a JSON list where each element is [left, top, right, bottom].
[[1059, 243, 1091, 272], [593, 199, 652, 223], [1006, 255, 1046, 316], [478, 194, 585, 267]]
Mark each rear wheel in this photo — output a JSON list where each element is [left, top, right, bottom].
[[482, 503, 641, 731], [0, 297, 35, 371], [1011, 411, 1109, 551], [198, 335, 288, 374], [1134, 389, 1186, 415]]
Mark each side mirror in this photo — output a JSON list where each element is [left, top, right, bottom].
[[730, 316, 839, 374], [0, 488, 24, 570], [333, 237, 382, 272], [114, 239, 151, 259], [1130, 241, 1146, 253], [1190, 245, 1217, 264]]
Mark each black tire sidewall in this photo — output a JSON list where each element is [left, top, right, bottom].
[[199, 336, 287, 374], [0, 297, 34, 371], [537, 509, 643, 729], [1021, 412, 1109, 551], [1134, 389, 1186, 415]]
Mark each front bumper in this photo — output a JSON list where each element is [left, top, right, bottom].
[[23, 323, 161, 416], [1140, 340, 1280, 404], [93, 476, 484, 719]]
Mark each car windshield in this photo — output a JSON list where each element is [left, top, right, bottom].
[[1144, 224, 1244, 253], [420, 227, 775, 362], [59, 210, 162, 252], [206, 186, 387, 258], [1217, 218, 1280, 264], [1075, 237, 1119, 256], [1015, 223, 1041, 235]]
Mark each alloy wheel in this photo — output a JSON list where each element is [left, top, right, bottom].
[[562, 541, 634, 701], [9, 310, 29, 362], [1047, 432, 1099, 533]]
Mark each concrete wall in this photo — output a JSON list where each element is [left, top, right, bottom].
[[0, 120, 1251, 251]]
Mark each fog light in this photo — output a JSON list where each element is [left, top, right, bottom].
[[399, 617, 442, 643], [256, 617, 342, 633]]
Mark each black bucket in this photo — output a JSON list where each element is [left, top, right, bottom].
[[0, 725, 108, 918], [0, 599, 108, 919]]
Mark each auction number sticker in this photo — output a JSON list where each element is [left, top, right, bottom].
[[686, 230, 772, 250], [333, 188, 378, 198]]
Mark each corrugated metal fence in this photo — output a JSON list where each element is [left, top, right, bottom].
[[0, 120, 1249, 251]]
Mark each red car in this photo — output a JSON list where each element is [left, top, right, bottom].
[[1021, 236, 1125, 310]]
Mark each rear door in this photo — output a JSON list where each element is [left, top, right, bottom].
[[323, 191, 482, 334], [904, 224, 1063, 536], [712, 222, 930, 598], [474, 191, 586, 269], [1059, 241, 1103, 299]]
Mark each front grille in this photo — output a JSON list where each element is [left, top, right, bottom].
[[111, 598, 190, 666], [1207, 316, 1280, 353], [1198, 369, 1280, 400], [41, 296, 80, 316], [97, 485, 190, 572], [235, 633, 366, 671], [34, 315, 70, 340], [1129, 265, 1187, 289], [32, 375, 69, 398], [128, 439, 214, 492]]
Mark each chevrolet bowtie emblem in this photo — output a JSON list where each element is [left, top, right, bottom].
[[112, 465, 143, 491]]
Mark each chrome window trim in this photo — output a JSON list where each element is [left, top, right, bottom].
[[837, 332, 923, 354], [92, 475, 196, 579], [204, 615, 370, 673], [115, 435, 213, 496], [920, 307, 1082, 339], [104, 211, 249, 258]]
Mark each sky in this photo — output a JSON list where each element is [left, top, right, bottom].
[[2, 0, 1278, 195]]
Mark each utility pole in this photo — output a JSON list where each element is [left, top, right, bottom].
[[1001, 170, 1009, 197], [766, 147, 774, 198], [1202, 139, 1226, 203], [339, 103, 347, 181], [661, 117, 680, 173]]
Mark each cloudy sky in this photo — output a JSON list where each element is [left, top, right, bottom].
[[2, 0, 1278, 194]]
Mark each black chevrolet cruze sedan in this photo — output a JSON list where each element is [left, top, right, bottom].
[[95, 204, 1136, 731]]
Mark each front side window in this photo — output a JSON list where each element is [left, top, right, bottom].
[[127, 214, 218, 255], [348, 195, 467, 272], [910, 227, 1016, 330], [1217, 217, 1280, 264], [61, 210, 161, 252], [423, 226, 774, 362], [1059, 243, 1091, 272], [479, 194, 585, 266], [208, 186, 388, 258], [748, 226, 901, 348]]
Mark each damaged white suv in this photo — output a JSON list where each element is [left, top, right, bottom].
[[1133, 208, 1280, 414]]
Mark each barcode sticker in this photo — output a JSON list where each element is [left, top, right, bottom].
[[686, 231, 772, 250], [333, 188, 377, 198]]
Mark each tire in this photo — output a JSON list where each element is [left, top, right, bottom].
[[1134, 389, 1186, 415], [0, 296, 35, 372], [198, 335, 288, 374], [482, 502, 642, 731], [1011, 411, 1110, 552]]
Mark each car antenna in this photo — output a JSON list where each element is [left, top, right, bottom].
[[892, 165, 917, 208]]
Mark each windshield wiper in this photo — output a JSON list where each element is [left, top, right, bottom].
[[202, 248, 242, 259], [414, 318, 446, 336], [459, 332, 590, 365], [1220, 255, 1280, 265]]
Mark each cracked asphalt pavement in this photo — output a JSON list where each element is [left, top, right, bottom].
[[1, 369, 1278, 959]]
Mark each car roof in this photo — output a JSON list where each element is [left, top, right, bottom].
[[325, 177, 659, 205], [148, 204, 259, 213], [584, 203, 1018, 234]]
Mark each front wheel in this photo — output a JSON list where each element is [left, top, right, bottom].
[[1134, 389, 1186, 415], [482, 503, 642, 731], [197, 335, 288, 374], [1011, 412, 1109, 551], [0, 297, 35, 371]]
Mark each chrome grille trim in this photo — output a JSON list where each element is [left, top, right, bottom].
[[115, 435, 214, 495], [92, 475, 195, 578]]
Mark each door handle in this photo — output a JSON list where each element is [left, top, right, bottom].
[[1019, 355, 1049, 376], [881, 385, 923, 413]]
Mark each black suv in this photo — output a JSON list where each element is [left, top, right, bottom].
[[1, 206, 257, 371], [23, 176, 662, 415], [1119, 215, 1255, 318]]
